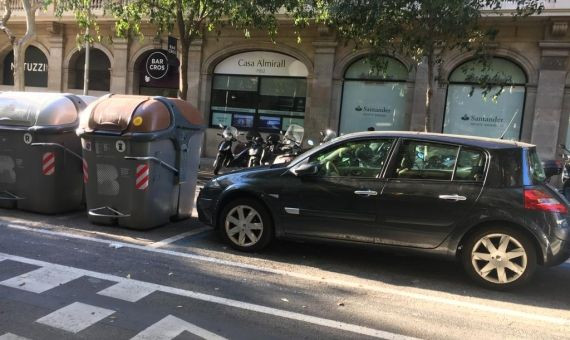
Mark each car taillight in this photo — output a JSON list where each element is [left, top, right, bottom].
[[524, 189, 568, 214]]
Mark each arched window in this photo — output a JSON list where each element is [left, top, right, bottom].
[[2, 46, 49, 87], [210, 51, 308, 131], [339, 56, 409, 133], [443, 58, 527, 140], [68, 48, 110, 91]]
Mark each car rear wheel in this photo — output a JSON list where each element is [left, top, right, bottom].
[[461, 227, 537, 290], [218, 198, 273, 252]]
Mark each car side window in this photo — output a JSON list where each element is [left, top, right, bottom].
[[454, 148, 486, 182], [389, 140, 458, 180], [309, 139, 394, 178]]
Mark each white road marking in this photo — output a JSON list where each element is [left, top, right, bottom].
[[97, 280, 156, 302], [131, 315, 227, 340], [0, 333, 31, 340], [149, 227, 212, 248], [0, 252, 417, 340], [0, 266, 83, 293], [2, 222, 570, 326], [36, 301, 115, 334]]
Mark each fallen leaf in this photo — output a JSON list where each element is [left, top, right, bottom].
[[337, 302, 345, 307]]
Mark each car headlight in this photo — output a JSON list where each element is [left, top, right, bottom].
[[205, 178, 221, 189]]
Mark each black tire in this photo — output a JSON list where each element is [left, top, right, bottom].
[[217, 198, 274, 252], [213, 155, 223, 175], [461, 225, 537, 290]]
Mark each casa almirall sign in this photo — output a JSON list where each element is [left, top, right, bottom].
[[214, 51, 309, 77]]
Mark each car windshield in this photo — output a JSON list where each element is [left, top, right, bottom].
[[528, 148, 546, 183]]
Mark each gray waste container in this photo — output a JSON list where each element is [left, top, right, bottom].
[[77, 95, 205, 229], [0, 92, 95, 213]]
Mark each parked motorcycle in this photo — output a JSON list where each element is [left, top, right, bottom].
[[559, 144, 570, 199], [247, 135, 265, 167], [260, 133, 282, 165], [213, 125, 249, 175], [319, 129, 337, 144], [273, 124, 305, 165]]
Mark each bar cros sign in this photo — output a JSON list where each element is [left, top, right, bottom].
[[145, 50, 169, 80], [2, 46, 48, 87]]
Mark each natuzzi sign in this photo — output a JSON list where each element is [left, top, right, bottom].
[[214, 51, 309, 77]]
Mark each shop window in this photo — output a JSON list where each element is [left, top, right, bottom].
[[210, 51, 308, 131], [339, 57, 409, 134], [2, 46, 48, 87], [69, 48, 110, 92], [138, 49, 179, 98], [443, 58, 527, 140]]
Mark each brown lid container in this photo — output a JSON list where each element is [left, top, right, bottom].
[[80, 95, 203, 133]]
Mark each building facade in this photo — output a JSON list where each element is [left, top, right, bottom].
[[2, 4, 570, 159]]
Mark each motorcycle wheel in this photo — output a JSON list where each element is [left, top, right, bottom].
[[213, 155, 224, 175]]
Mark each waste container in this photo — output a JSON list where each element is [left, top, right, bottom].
[[77, 95, 205, 229], [0, 92, 95, 213]]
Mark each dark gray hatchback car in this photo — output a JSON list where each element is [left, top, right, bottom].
[[197, 132, 570, 289]]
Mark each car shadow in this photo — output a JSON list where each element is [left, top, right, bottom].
[[191, 230, 570, 313]]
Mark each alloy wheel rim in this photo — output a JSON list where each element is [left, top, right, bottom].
[[471, 233, 528, 284], [225, 205, 264, 247]]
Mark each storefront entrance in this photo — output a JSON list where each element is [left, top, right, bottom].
[[210, 51, 308, 132]]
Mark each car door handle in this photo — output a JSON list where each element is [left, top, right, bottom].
[[439, 194, 467, 201], [354, 190, 378, 197]]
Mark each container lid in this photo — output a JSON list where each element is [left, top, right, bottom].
[[0, 92, 88, 127], [80, 95, 203, 134]]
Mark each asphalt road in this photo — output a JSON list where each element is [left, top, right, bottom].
[[0, 186, 569, 339]]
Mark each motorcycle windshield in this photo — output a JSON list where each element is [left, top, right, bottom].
[[284, 124, 304, 144]]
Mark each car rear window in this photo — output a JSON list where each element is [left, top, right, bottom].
[[528, 148, 546, 184], [499, 149, 523, 187]]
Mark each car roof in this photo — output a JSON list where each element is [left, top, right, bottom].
[[336, 131, 535, 149]]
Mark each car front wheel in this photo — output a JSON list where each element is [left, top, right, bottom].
[[218, 198, 273, 252], [461, 227, 537, 290]]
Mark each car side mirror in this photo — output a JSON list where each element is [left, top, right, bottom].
[[292, 162, 319, 176]]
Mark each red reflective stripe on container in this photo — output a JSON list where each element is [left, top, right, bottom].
[[135, 164, 149, 190], [83, 159, 88, 183], [42, 152, 55, 176]]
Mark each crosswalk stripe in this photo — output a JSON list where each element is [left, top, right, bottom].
[[0, 252, 420, 339], [0, 333, 31, 340], [36, 302, 115, 334], [149, 227, 212, 248], [0, 267, 83, 293], [130, 315, 227, 340], [97, 281, 156, 302]]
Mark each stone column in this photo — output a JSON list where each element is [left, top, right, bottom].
[[187, 39, 203, 108], [110, 37, 129, 94], [409, 61, 428, 131], [530, 42, 570, 160], [307, 40, 337, 143], [47, 23, 64, 91]]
